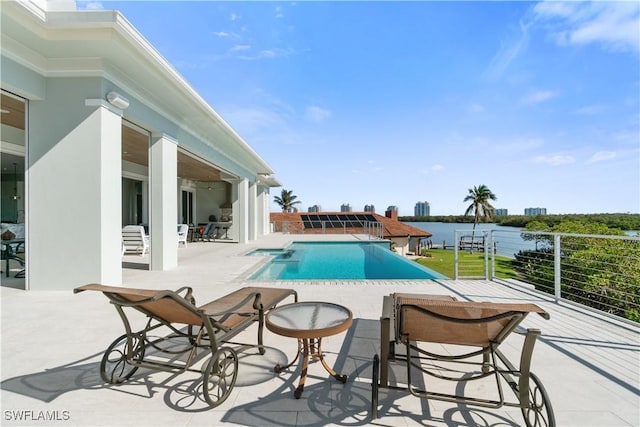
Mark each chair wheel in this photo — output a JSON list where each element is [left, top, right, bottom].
[[203, 347, 238, 407], [100, 334, 145, 384], [521, 372, 555, 427]]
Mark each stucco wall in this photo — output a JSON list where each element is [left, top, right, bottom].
[[28, 78, 122, 289]]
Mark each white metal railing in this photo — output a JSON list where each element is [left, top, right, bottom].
[[453, 229, 640, 323], [270, 220, 384, 239], [365, 221, 384, 239]]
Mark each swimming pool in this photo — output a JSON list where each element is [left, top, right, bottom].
[[247, 241, 447, 280]]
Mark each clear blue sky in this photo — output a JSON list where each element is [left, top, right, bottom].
[[79, 1, 640, 216]]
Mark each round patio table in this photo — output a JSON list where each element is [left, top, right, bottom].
[[266, 301, 353, 398]]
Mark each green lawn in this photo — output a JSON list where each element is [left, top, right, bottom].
[[415, 249, 519, 279]]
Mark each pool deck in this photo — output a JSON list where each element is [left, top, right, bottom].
[[1, 233, 639, 426]]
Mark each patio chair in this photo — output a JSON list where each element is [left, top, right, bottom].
[[122, 225, 150, 255], [194, 223, 216, 242], [177, 224, 188, 247], [372, 293, 555, 427], [1, 240, 25, 278], [74, 284, 298, 407]]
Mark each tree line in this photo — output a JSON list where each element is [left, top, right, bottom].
[[401, 213, 640, 230], [515, 220, 639, 322]]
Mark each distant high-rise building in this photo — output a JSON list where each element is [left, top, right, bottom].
[[308, 204, 322, 213], [414, 201, 430, 217], [364, 204, 375, 213], [495, 208, 508, 216], [524, 207, 547, 216], [340, 203, 352, 212]]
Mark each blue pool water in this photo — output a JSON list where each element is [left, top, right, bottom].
[[247, 241, 447, 280]]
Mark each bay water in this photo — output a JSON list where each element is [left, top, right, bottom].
[[410, 222, 535, 258]]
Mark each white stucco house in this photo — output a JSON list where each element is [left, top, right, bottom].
[[0, 0, 281, 290]]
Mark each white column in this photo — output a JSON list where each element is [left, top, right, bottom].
[[248, 181, 257, 241], [141, 183, 149, 225], [28, 97, 122, 289], [149, 133, 178, 270], [235, 179, 249, 244], [256, 185, 269, 236]]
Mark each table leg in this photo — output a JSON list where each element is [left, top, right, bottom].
[[274, 338, 303, 374], [311, 338, 347, 383], [276, 337, 348, 399], [294, 339, 311, 399]]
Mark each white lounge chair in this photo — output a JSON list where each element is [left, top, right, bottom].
[[122, 225, 150, 256], [178, 224, 188, 247]]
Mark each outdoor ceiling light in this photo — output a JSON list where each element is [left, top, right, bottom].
[[106, 91, 129, 109]]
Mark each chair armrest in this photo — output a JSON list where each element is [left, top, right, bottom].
[[200, 292, 262, 317], [175, 286, 195, 305]]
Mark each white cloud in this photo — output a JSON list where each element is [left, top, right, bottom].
[[534, 154, 575, 166], [468, 103, 485, 113], [77, 1, 104, 10], [235, 48, 295, 61], [575, 104, 609, 115], [486, 2, 639, 78], [230, 13, 239, 22], [533, 2, 575, 19], [223, 107, 287, 134], [305, 105, 332, 123], [431, 164, 445, 171], [522, 90, 557, 105], [534, 1, 640, 54], [229, 45, 251, 52], [485, 20, 531, 79], [213, 31, 240, 39], [586, 151, 617, 164]]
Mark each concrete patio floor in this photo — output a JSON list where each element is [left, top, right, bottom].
[[1, 233, 639, 426]]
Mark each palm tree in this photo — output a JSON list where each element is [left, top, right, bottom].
[[274, 189, 301, 212], [463, 184, 497, 251]]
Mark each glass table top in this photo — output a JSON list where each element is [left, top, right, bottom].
[[266, 301, 353, 338]]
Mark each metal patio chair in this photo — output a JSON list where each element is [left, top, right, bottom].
[[75, 284, 297, 407], [372, 293, 555, 427]]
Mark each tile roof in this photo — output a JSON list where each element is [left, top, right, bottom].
[[270, 212, 432, 238]]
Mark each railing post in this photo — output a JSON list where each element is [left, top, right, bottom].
[[490, 230, 496, 280], [484, 230, 490, 280], [454, 230, 459, 279], [554, 234, 561, 301]]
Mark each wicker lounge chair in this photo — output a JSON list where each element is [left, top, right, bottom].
[[74, 284, 297, 407], [177, 224, 189, 247], [372, 293, 554, 427], [121, 225, 149, 255]]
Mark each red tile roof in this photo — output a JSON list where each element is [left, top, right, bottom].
[[270, 212, 431, 238]]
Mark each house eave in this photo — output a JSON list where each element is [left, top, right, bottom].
[[1, 1, 275, 176]]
